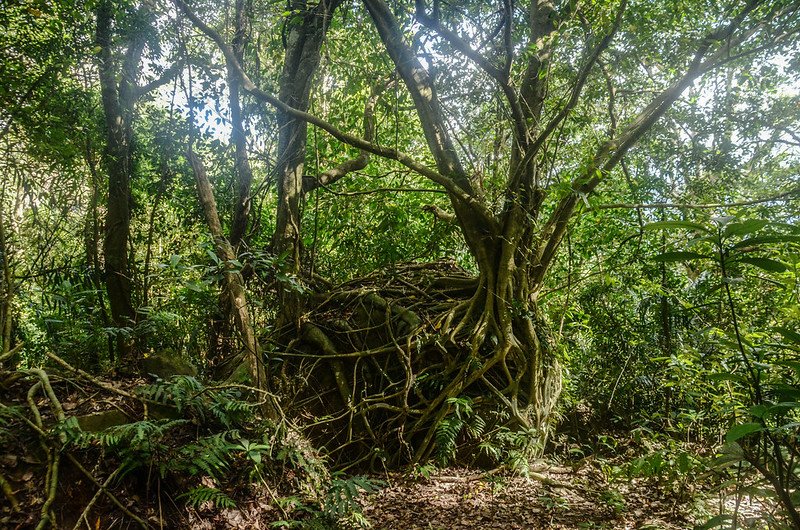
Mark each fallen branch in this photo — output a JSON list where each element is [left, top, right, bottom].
[[66, 454, 150, 529]]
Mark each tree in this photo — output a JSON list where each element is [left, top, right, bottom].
[[95, 0, 180, 362], [171, 0, 800, 461]]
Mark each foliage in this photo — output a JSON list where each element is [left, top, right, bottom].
[[1, 0, 800, 526], [62, 376, 331, 517], [641, 216, 800, 525]]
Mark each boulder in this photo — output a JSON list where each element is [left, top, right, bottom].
[[142, 350, 198, 379]]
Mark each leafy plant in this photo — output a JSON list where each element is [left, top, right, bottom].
[[434, 396, 487, 465], [647, 216, 800, 526], [322, 473, 383, 528]]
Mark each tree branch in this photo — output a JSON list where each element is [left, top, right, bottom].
[[303, 78, 391, 193], [170, 0, 496, 227], [364, 0, 473, 193], [517, 0, 627, 173], [590, 188, 800, 211], [134, 60, 184, 98], [531, 0, 769, 287], [414, 0, 528, 147]]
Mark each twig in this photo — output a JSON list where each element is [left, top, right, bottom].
[[66, 454, 150, 529], [28, 369, 65, 422], [70, 464, 125, 530]]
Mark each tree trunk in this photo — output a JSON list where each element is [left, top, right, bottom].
[[83, 137, 112, 365], [0, 196, 13, 359], [96, 0, 143, 363], [272, 0, 341, 324], [228, 0, 254, 249], [186, 148, 279, 419]]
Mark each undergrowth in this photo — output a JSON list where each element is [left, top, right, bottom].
[[57, 375, 382, 527]]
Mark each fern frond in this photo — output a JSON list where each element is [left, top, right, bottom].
[[177, 486, 236, 509]]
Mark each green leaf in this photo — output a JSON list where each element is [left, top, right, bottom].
[[731, 235, 800, 249], [708, 373, 746, 383], [643, 221, 711, 233], [723, 219, 768, 238], [652, 251, 709, 262], [725, 422, 763, 442], [733, 256, 789, 273], [695, 514, 733, 529], [770, 384, 800, 402], [765, 402, 800, 418], [677, 452, 690, 474], [774, 327, 800, 345]]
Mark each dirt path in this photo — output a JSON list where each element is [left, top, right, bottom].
[[361, 468, 693, 530]]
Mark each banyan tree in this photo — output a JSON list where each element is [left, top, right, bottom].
[[168, 0, 800, 466]]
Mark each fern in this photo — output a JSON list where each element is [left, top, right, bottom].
[[175, 431, 240, 480], [323, 474, 384, 528], [435, 416, 463, 465], [57, 375, 335, 520], [435, 396, 485, 465], [177, 486, 236, 509], [136, 376, 254, 428]]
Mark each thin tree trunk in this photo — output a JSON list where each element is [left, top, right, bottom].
[[83, 138, 112, 365], [227, 0, 254, 249], [186, 147, 278, 419], [142, 161, 171, 310], [0, 197, 12, 358]]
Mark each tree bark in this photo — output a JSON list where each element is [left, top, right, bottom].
[[186, 147, 278, 419], [96, 0, 142, 363]]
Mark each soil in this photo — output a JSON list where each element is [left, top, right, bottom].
[[360, 467, 693, 530]]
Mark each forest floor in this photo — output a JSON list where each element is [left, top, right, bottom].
[[360, 466, 695, 530], [2, 443, 765, 529], [183, 462, 757, 529], [1, 368, 768, 529]]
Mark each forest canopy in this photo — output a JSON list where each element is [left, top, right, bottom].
[[1, 0, 800, 527]]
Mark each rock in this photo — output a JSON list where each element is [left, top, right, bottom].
[[142, 350, 198, 379], [76, 410, 130, 432]]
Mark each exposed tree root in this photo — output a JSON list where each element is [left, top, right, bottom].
[[0, 359, 155, 529], [276, 260, 562, 470], [0, 470, 20, 512]]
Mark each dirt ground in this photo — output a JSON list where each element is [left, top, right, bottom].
[[360, 467, 694, 530]]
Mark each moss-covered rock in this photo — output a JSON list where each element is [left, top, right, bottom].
[[142, 350, 197, 379]]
